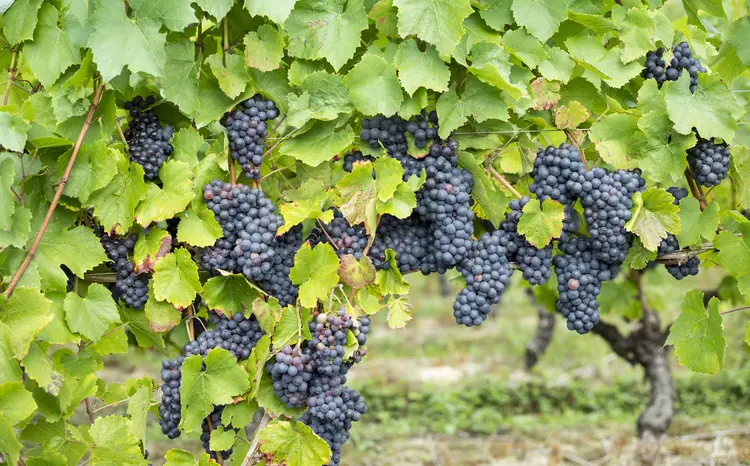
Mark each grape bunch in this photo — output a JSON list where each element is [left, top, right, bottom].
[[667, 186, 689, 203], [100, 233, 149, 309], [200, 406, 237, 461], [123, 96, 174, 181], [687, 137, 731, 187], [405, 111, 439, 149], [221, 95, 279, 180], [453, 230, 513, 327], [529, 143, 587, 206], [311, 211, 369, 260], [656, 186, 700, 279], [553, 237, 603, 334], [368, 214, 440, 275], [342, 150, 375, 173], [260, 226, 302, 306], [158, 356, 184, 439], [269, 345, 314, 408], [499, 197, 553, 286], [359, 115, 408, 154], [642, 42, 706, 93]]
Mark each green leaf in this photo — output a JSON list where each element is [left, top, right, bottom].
[[244, 24, 285, 73], [386, 296, 412, 328], [253, 298, 283, 334], [394, 39, 450, 95], [194, 0, 233, 20], [22, 342, 62, 395], [664, 73, 744, 144], [279, 190, 334, 235], [478, 0, 513, 31], [0, 288, 52, 359], [567, 11, 616, 35], [681, 0, 725, 26], [245, 0, 296, 24], [436, 77, 509, 139], [24, 4, 81, 87], [336, 162, 377, 235], [624, 237, 657, 270], [129, 0, 197, 31], [565, 36, 642, 88], [589, 113, 638, 169], [258, 420, 332, 466], [711, 17, 750, 82], [88, 0, 166, 81], [344, 53, 403, 116], [89, 415, 149, 465], [286, 72, 353, 127], [161, 40, 200, 116], [285, 0, 368, 71], [393, 0, 473, 57], [279, 120, 354, 167], [180, 348, 251, 432], [177, 209, 224, 247], [0, 382, 37, 424], [467, 42, 527, 101], [457, 151, 508, 227], [0, 157, 15, 232], [144, 286, 182, 333], [665, 289, 725, 374], [34, 226, 109, 292], [171, 127, 205, 169], [0, 416, 21, 465], [713, 224, 750, 279], [209, 426, 236, 452], [89, 158, 148, 235], [531, 77, 560, 110], [58, 140, 120, 203], [64, 284, 121, 342], [676, 199, 718, 247], [135, 160, 194, 226], [133, 228, 172, 273], [0, 111, 30, 152], [153, 248, 202, 309], [206, 53, 251, 99], [517, 198, 565, 248], [273, 306, 309, 349], [511, 0, 567, 42], [127, 384, 151, 442], [290, 242, 340, 308], [37, 293, 78, 345], [730, 146, 750, 209], [619, 8, 657, 64], [94, 326, 129, 356], [625, 188, 681, 251], [369, 0, 399, 36], [375, 249, 409, 295], [538, 47, 575, 83], [203, 274, 262, 317], [121, 306, 166, 350], [502, 28, 548, 69], [554, 100, 589, 129], [2, 0, 43, 45], [338, 255, 376, 289]]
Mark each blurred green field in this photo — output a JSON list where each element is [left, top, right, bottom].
[[99, 267, 750, 465]]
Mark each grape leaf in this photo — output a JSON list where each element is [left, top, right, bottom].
[[153, 248, 202, 309], [436, 77, 509, 139], [664, 73, 744, 144], [286, 72, 353, 127], [133, 228, 172, 274], [209, 426, 236, 452], [244, 0, 297, 25], [478, 0, 512, 31], [554, 101, 589, 129], [502, 28, 548, 69], [531, 78, 560, 110], [253, 298, 282, 335], [129, 0, 197, 31], [0, 287, 52, 359], [730, 145, 750, 209], [457, 150, 508, 228], [624, 237, 658, 270], [203, 275, 263, 317], [676, 198, 718, 247], [619, 8, 657, 64], [177, 209, 223, 247], [375, 249, 409, 295], [244, 24, 284, 73], [278, 190, 334, 235], [625, 187, 681, 251], [339, 255, 376, 289], [193, 0, 233, 20], [565, 36, 642, 88], [34, 226, 109, 292], [393, 0, 473, 58], [665, 289, 725, 374], [24, 4, 81, 87], [710, 17, 750, 82], [0, 416, 21, 465], [89, 158, 149, 235], [94, 326, 129, 356], [120, 306, 166, 351], [713, 223, 750, 279], [589, 113, 638, 169], [0, 326, 22, 384], [163, 449, 213, 466], [2, 0, 43, 45], [394, 39, 450, 95], [88, 0, 166, 81], [336, 162, 377, 235], [517, 198, 565, 248], [290, 243, 340, 308], [344, 53, 403, 116], [272, 306, 310, 349], [180, 348, 251, 432], [538, 47, 575, 83], [143, 286, 182, 333], [285, 0, 368, 71], [171, 127, 205, 169], [386, 296, 412, 328], [135, 160, 194, 226], [511, 0, 567, 42], [369, 0, 398, 36], [161, 40, 200, 116], [126, 384, 151, 442], [0, 382, 37, 424], [206, 53, 251, 99], [377, 179, 419, 218], [22, 342, 62, 395], [58, 141, 120, 204], [258, 420, 332, 466], [0, 157, 15, 232], [89, 415, 148, 465], [681, 0, 725, 27], [279, 120, 354, 167], [64, 284, 121, 342], [0, 111, 30, 153], [467, 42, 527, 100], [37, 293, 78, 345]]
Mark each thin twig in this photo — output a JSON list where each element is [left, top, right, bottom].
[[488, 165, 523, 199], [566, 130, 589, 170], [9, 187, 22, 205], [114, 117, 128, 145], [3, 47, 18, 106], [720, 305, 750, 316], [317, 220, 339, 250], [685, 169, 707, 211], [228, 153, 237, 184], [241, 412, 271, 466], [259, 164, 295, 182], [2, 82, 105, 299], [261, 126, 303, 159], [84, 397, 95, 424], [222, 18, 230, 64], [187, 305, 195, 341], [17, 457, 27, 466]]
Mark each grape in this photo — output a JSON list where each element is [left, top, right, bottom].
[[260, 225, 302, 306], [687, 137, 731, 187], [641, 48, 668, 85], [268, 345, 315, 408], [123, 96, 174, 181], [667, 186, 689, 204], [642, 42, 706, 93], [200, 406, 237, 461], [453, 230, 513, 327], [359, 115, 408, 154], [657, 234, 700, 280], [368, 214, 441, 274], [342, 150, 374, 173], [158, 356, 184, 439], [529, 143, 587, 206], [221, 94, 279, 180], [498, 197, 552, 286], [553, 237, 603, 334], [100, 233, 149, 309], [312, 211, 368, 260], [404, 110, 440, 149]]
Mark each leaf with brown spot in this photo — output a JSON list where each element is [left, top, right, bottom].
[[338, 254, 376, 289]]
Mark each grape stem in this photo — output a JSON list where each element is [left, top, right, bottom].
[[684, 169, 707, 210], [241, 412, 271, 466], [565, 130, 589, 170], [720, 305, 750, 316], [2, 81, 106, 300], [3, 47, 17, 106], [488, 165, 523, 199]]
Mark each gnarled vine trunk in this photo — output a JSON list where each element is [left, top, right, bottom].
[[525, 290, 556, 370]]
